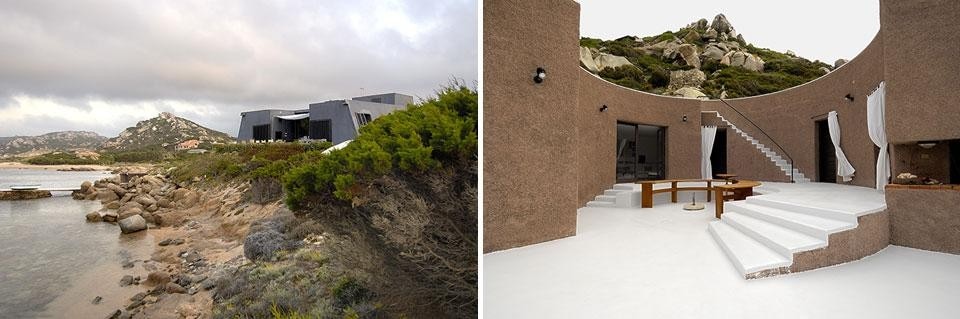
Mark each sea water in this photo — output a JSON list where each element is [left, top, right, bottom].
[[0, 169, 152, 318]]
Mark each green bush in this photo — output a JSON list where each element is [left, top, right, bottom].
[[25, 152, 110, 165], [580, 37, 602, 49], [282, 85, 477, 205]]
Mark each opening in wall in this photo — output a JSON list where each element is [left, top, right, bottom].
[[711, 128, 727, 178], [616, 122, 666, 182], [816, 119, 837, 183], [951, 140, 960, 184]]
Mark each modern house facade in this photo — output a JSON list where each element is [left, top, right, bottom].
[[237, 93, 413, 144], [484, 0, 960, 270]]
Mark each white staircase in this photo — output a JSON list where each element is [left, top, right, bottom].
[[586, 184, 641, 208], [704, 111, 811, 183], [708, 196, 863, 278]]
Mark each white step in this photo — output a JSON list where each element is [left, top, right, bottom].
[[721, 212, 827, 258], [709, 221, 792, 276], [613, 184, 636, 191], [726, 201, 855, 240], [745, 197, 860, 224], [595, 195, 616, 203], [586, 201, 615, 208], [603, 189, 623, 196]]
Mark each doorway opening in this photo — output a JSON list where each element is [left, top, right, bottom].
[[950, 140, 960, 184], [711, 128, 728, 178], [816, 119, 837, 183], [616, 122, 666, 182]]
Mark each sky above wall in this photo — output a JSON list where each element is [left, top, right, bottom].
[[0, 0, 478, 137], [581, 0, 880, 65]]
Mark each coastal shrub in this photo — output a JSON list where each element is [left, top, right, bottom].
[[580, 37, 602, 49], [282, 85, 477, 205], [103, 146, 170, 163], [25, 152, 110, 165]]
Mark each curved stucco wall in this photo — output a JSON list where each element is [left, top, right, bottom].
[[701, 33, 885, 188], [576, 71, 702, 205]]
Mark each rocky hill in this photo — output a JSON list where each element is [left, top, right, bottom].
[[101, 112, 233, 151], [0, 131, 107, 158], [580, 14, 842, 99]]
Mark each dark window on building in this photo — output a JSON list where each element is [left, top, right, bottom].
[[355, 113, 373, 127], [252, 124, 270, 141], [309, 120, 332, 141], [370, 97, 382, 103]]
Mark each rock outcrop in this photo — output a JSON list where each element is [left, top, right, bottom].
[[0, 131, 106, 158], [834, 59, 849, 68], [119, 215, 147, 234], [101, 112, 232, 151], [721, 51, 765, 72], [667, 69, 707, 91]]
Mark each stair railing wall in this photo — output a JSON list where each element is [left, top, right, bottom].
[[716, 98, 795, 183]]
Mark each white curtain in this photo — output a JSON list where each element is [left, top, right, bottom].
[[828, 111, 856, 182], [867, 82, 889, 191], [701, 126, 717, 179]]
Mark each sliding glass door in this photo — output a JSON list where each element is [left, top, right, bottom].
[[616, 122, 666, 183]]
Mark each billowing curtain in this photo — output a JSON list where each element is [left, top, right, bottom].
[[867, 82, 889, 191], [828, 111, 855, 182], [701, 126, 717, 179]]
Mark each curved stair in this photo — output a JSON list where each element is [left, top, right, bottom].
[[709, 192, 883, 279], [703, 111, 811, 183]]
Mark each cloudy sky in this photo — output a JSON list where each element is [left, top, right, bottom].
[[0, 0, 477, 137], [581, 0, 880, 64]]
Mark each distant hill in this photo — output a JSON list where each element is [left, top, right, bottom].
[[101, 112, 233, 151], [579, 14, 840, 99], [0, 131, 107, 158]]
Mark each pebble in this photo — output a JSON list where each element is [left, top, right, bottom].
[[125, 300, 144, 310], [158, 238, 173, 246], [119, 275, 134, 287], [91, 296, 102, 305], [122, 261, 135, 269], [107, 309, 122, 319]]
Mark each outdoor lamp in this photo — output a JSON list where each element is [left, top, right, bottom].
[[533, 67, 546, 83], [682, 115, 688, 122], [844, 94, 854, 102], [599, 105, 608, 112]]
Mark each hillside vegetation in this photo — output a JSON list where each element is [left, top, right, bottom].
[[198, 85, 478, 318], [579, 14, 837, 99]]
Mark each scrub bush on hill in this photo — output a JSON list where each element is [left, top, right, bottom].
[[282, 85, 478, 205]]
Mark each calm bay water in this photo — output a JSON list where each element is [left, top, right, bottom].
[[0, 169, 152, 318]]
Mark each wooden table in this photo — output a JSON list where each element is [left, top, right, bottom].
[[713, 180, 761, 218], [636, 179, 725, 208], [715, 173, 738, 183]]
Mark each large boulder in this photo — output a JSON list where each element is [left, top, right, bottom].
[[85, 211, 102, 222], [682, 30, 700, 44], [673, 87, 708, 98], [702, 44, 727, 61], [102, 211, 119, 223], [171, 188, 190, 202], [703, 28, 718, 41], [142, 175, 164, 187], [119, 207, 143, 220], [667, 69, 706, 91], [687, 18, 708, 30], [594, 53, 633, 70], [710, 14, 734, 34], [97, 190, 120, 204], [134, 195, 157, 207], [661, 42, 682, 59], [579, 47, 600, 73], [106, 201, 121, 210], [677, 44, 700, 69], [80, 181, 93, 193], [106, 183, 127, 197], [834, 59, 849, 68], [119, 215, 147, 234], [721, 51, 764, 72]]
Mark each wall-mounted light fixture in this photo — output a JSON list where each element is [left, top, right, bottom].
[[682, 115, 688, 122], [599, 105, 608, 112], [844, 94, 854, 102], [918, 141, 938, 149], [533, 67, 546, 84]]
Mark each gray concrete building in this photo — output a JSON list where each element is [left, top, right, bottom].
[[238, 93, 413, 144]]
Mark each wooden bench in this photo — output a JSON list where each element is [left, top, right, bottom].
[[636, 179, 726, 207]]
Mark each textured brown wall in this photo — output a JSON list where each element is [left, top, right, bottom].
[[887, 185, 960, 254], [700, 34, 885, 188], [576, 73, 702, 205], [482, 0, 581, 252], [890, 143, 950, 183], [702, 113, 793, 182], [791, 212, 890, 273], [881, 0, 960, 143]]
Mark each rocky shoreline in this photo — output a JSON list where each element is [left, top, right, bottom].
[[70, 171, 282, 318], [0, 189, 52, 200]]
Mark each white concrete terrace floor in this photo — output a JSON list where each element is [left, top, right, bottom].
[[484, 182, 960, 318]]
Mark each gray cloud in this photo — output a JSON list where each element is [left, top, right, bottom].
[[0, 0, 478, 137]]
